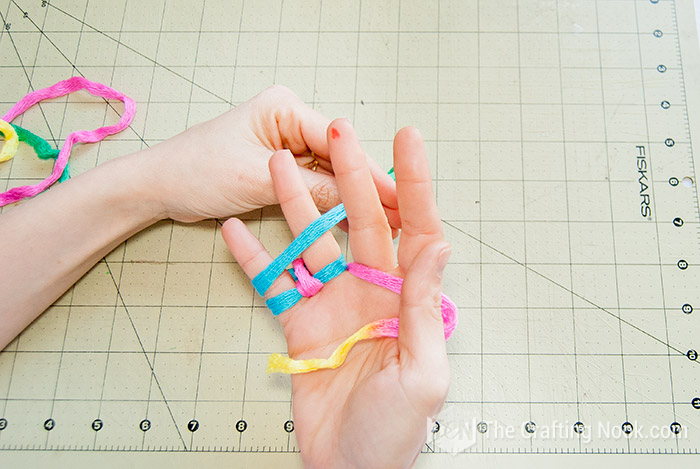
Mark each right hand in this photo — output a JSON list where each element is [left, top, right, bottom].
[[223, 119, 451, 468]]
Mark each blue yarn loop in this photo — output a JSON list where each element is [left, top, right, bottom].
[[252, 203, 346, 295], [252, 203, 350, 316]]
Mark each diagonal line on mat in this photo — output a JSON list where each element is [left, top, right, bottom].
[[442, 220, 698, 365], [10, 0, 151, 149], [103, 259, 188, 450], [0, 8, 59, 145], [44, 1, 235, 106], [12, 0, 697, 392]]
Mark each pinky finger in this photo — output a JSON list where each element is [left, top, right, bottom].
[[221, 218, 296, 300]]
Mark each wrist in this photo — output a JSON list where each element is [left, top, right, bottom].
[[101, 149, 169, 224]]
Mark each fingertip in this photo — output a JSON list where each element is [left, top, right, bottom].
[[221, 217, 245, 249], [270, 149, 303, 195], [221, 216, 242, 234], [331, 116, 352, 128], [394, 127, 424, 157], [396, 125, 422, 141], [327, 117, 355, 143], [393, 130, 429, 194], [269, 148, 294, 172], [400, 125, 418, 132]]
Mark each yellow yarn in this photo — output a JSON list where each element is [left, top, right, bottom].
[[0, 119, 19, 163], [268, 323, 376, 374]]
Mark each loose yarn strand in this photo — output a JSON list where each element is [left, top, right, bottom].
[[0, 124, 69, 182], [0, 77, 135, 206]]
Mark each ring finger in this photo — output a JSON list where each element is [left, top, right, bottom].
[[270, 149, 342, 273]]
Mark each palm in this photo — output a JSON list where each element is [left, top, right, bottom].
[[223, 120, 451, 468], [285, 273, 415, 467]]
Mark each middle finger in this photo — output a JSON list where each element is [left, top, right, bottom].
[[327, 118, 395, 270]]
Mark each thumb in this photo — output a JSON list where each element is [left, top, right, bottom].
[[398, 241, 451, 396], [297, 167, 340, 212]]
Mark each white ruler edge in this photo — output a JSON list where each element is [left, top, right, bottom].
[[695, 0, 700, 46], [2, 450, 697, 469], [684, 0, 700, 214]]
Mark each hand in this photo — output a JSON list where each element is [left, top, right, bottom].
[[0, 87, 401, 352], [137, 85, 398, 223], [222, 119, 451, 468]]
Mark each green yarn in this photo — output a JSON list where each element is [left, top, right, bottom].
[[388, 167, 395, 181], [0, 124, 69, 182]]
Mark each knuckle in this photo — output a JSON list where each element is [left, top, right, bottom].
[[402, 218, 442, 237], [263, 84, 296, 101], [310, 182, 339, 211], [240, 248, 267, 273], [353, 218, 391, 235], [402, 285, 442, 315], [265, 83, 290, 95]]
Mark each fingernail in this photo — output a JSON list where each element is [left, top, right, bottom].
[[436, 245, 451, 279]]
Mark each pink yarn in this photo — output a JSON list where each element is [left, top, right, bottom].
[[288, 258, 457, 340], [347, 262, 458, 340], [0, 76, 136, 207], [293, 258, 324, 297]]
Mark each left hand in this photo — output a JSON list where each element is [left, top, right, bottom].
[[135, 85, 398, 224]]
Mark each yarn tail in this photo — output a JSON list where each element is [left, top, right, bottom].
[[267, 322, 383, 374]]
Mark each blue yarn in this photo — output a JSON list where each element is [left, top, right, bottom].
[[254, 167, 395, 316], [264, 255, 349, 316], [314, 255, 348, 283], [266, 288, 303, 315], [252, 203, 348, 296]]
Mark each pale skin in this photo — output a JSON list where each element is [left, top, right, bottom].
[[0, 85, 396, 348], [0, 86, 450, 468]]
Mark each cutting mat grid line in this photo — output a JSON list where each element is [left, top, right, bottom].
[[0, 0, 698, 460]]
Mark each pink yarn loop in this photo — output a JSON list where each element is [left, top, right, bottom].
[[347, 262, 458, 340], [0, 76, 136, 207], [287, 259, 458, 341], [292, 258, 324, 297]]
